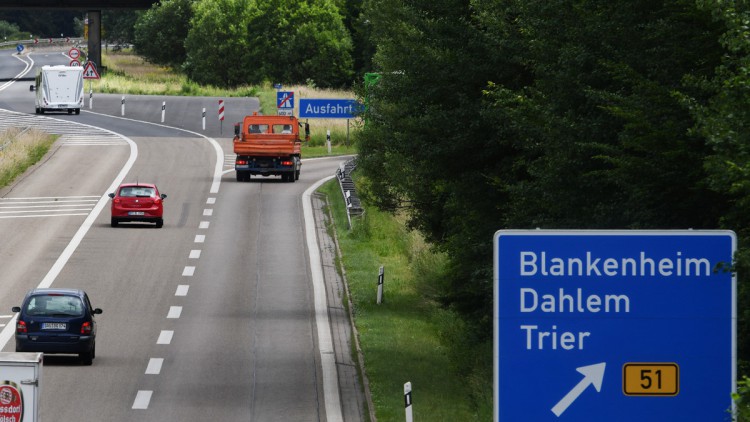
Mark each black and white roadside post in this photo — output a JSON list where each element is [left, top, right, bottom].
[[377, 265, 385, 304], [121, 96, 125, 116], [326, 129, 331, 154], [161, 101, 166, 123], [404, 381, 413, 422], [89, 87, 93, 109], [202, 108, 206, 130]]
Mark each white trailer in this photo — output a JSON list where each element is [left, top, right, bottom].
[[31, 65, 84, 115], [0, 352, 42, 422]]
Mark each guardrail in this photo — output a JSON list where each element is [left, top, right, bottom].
[[0, 38, 85, 48], [336, 158, 364, 229]]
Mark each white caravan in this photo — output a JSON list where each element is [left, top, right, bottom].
[[31, 65, 84, 115]]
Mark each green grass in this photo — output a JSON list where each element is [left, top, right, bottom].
[[319, 179, 488, 421], [0, 129, 56, 188]]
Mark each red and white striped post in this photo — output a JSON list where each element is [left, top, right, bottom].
[[218, 100, 225, 134]]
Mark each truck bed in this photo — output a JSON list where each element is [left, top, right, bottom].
[[233, 136, 300, 156]]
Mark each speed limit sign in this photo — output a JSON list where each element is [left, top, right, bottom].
[[69, 60, 81, 67]]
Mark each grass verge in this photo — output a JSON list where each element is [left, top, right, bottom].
[[319, 179, 489, 421], [0, 128, 56, 188]]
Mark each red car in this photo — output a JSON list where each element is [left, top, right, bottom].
[[108, 183, 166, 228]]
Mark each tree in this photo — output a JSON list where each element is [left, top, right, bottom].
[[242, 0, 353, 87], [134, 0, 193, 68], [103, 10, 140, 46], [688, 0, 750, 370], [183, 0, 254, 87], [357, 0, 728, 341]]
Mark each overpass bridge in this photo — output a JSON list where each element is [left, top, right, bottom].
[[1, 1, 158, 73]]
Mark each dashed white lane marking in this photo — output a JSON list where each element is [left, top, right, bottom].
[[145, 358, 164, 375], [203, 209, 213, 216], [189, 250, 201, 259], [167, 306, 182, 319], [157, 330, 174, 345], [207, 197, 216, 205], [132, 390, 153, 409], [175, 285, 189, 296], [199, 221, 210, 229], [182, 266, 195, 276], [194, 235, 205, 243]]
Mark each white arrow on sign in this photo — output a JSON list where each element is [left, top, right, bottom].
[[551, 362, 606, 417]]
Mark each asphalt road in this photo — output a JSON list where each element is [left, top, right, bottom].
[[0, 48, 358, 421]]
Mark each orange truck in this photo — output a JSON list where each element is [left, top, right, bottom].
[[233, 113, 309, 182]]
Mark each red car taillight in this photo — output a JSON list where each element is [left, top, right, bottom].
[[16, 320, 27, 334], [154, 198, 162, 205], [281, 160, 293, 166], [81, 321, 92, 335], [237, 159, 248, 165], [113, 198, 121, 204]]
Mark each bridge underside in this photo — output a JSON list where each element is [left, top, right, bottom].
[[0, 1, 155, 9]]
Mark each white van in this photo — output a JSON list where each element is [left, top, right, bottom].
[[30, 65, 84, 115]]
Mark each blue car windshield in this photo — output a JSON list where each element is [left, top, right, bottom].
[[25, 295, 84, 317]]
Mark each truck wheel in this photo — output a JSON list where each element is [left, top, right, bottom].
[[295, 170, 300, 180], [111, 218, 118, 227], [75, 109, 80, 115]]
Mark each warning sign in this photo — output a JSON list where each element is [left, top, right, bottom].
[[82, 61, 100, 79]]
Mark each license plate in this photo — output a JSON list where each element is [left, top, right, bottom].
[[128, 211, 145, 216], [41, 323, 66, 330]]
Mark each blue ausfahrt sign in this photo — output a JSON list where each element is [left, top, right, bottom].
[[494, 230, 736, 421], [299, 98, 363, 119]]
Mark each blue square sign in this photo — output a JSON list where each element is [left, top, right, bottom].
[[277, 91, 294, 109], [494, 230, 736, 421]]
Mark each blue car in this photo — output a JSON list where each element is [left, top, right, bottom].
[[12, 288, 102, 365]]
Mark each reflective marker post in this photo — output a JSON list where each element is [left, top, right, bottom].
[[161, 101, 166, 123], [121, 96, 125, 116], [202, 108, 206, 130], [377, 265, 384, 304], [404, 382, 413, 422]]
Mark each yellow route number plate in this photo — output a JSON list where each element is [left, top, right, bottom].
[[623, 363, 679, 396]]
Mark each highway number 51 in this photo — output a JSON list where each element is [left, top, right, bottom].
[[623, 363, 679, 396]]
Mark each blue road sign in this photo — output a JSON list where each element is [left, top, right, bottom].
[[494, 230, 735, 421], [16, 44, 23, 53], [299, 98, 363, 119], [277, 91, 294, 109]]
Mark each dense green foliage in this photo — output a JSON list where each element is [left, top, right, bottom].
[[0, 11, 78, 38], [135, 0, 353, 88], [355, 0, 750, 397]]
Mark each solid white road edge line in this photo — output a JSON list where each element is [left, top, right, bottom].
[[303, 174, 344, 422]]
